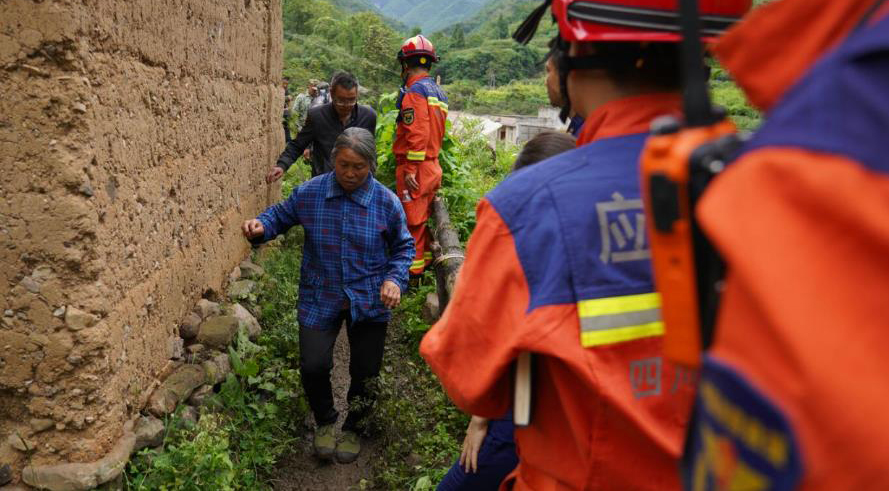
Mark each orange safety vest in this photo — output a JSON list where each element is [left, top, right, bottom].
[[393, 74, 447, 171], [682, 1, 889, 489], [422, 94, 696, 490]]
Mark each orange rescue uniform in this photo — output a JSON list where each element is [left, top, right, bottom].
[[393, 73, 448, 275], [421, 94, 696, 490], [680, 0, 889, 489]]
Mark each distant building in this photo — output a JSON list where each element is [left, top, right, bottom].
[[449, 108, 569, 146]]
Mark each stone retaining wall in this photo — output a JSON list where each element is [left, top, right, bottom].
[[0, 0, 283, 486]]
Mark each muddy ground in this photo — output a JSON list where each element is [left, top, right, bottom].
[[270, 327, 379, 491]]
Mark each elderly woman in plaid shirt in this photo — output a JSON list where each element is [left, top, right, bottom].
[[242, 127, 414, 463]]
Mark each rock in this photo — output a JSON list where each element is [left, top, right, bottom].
[[167, 336, 184, 360], [227, 280, 255, 300], [72, 102, 87, 113], [64, 307, 97, 331], [53, 306, 66, 317], [20, 276, 40, 294], [0, 464, 11, 486], [133, 416, 164, 451], [0, 464, 12, 486], [184, 344, 208, 364], [238, 260, 265, 280], [78, 182, 94, 197], [22, 424, 135, 491], [202, 352, 231, 385], [193, 299, 220, 320], [0, 484, 28, 491], [2, 310, 12, 317], [94, 474, 123, 491], [146, 365, 205, 417], [230, 304, 261, 340], [186, 385, 213, 407], [29, 418, 54, 434], [179, 406, 198, 426], [196, 316, 239, 349], [6, 434, 30, 453], [179, 312, 201, 339], [422, 292, 440, 324], [228, 266, 241, 282]]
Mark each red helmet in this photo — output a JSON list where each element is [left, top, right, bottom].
[[516, 0, 750, 44], [554, 0, 750, 42], [398, 35, 439, 63]]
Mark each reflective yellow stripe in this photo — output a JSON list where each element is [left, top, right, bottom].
[[578, 292, 660, 317], [407, 150, 426, 161], [410, 259, 425, 268], [580, 322, 664, 347], [427, 96, 449, 113], [578, 292, 663, 347]]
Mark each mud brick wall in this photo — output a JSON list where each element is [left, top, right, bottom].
[[0, 0, 282, 481]]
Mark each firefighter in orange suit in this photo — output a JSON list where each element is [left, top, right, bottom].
[[393, 35, 448, 277], [420, 1, 749, 489], [678, 0, 889, 489]]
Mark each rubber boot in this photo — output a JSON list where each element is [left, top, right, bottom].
[[336, 430, 361, 464], [314, 424, 336, 460]]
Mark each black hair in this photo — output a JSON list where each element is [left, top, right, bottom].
[[585, 42, 684, 91], [513, 131, 576, 172], [403, 56, 433, 71], [330, 71, 359, 92]]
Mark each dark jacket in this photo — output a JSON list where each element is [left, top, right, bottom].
[[276, 103, 377, 177]]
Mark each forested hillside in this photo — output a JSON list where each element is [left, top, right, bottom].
[[282, 0, 404, 100], [428, 0, 554, 114], [281, 0, 552, 115], [282, 0, 758, 123], [373, 0, 493, 34]]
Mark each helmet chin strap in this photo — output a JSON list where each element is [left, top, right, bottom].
[[556, 40, 640, 124], [558, 67, 571, 124], [556, 38, 610, 125], [400, 61, 412, 83]]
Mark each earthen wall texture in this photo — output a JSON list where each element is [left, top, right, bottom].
[[0, 0, 283, 480]]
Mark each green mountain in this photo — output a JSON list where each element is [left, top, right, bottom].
[[330, 0, 408, 30], [373, 0, 493, 33], [459, 0, 546, 35]]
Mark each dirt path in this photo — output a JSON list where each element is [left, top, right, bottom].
[[271, 327, 379, 491]]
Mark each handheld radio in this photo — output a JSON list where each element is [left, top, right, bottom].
[[640, 0, 744, 368]]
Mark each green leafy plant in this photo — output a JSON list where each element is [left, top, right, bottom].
[[126, 210, 310, 490], [368, 282, 469, 490]]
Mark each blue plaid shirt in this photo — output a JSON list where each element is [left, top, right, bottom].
[[254, 173, 414, 329]]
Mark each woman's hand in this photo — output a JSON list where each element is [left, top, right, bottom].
[[266, 166, 284, 184], [242, 219, 265, 239], [459, 416, 489, 474], [380, 280, 401, 309]]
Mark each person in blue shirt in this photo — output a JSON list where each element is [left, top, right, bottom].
[[242, 127, 414, 464]]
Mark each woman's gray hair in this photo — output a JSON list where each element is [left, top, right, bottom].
[[331, 127, 377, 172]]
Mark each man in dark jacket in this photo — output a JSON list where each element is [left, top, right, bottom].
[[267, 71, 377, 181]]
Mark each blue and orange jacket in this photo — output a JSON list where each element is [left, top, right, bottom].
[[682, 1, 889, 489], [421, 94, 696, 490], [393, 74, 447, 173]]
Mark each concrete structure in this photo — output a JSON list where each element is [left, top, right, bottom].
[[0, 0, 282, 486], [449, 108, 569, 147]]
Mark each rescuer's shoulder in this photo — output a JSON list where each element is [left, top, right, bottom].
[[487, 133, 649, 223]]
